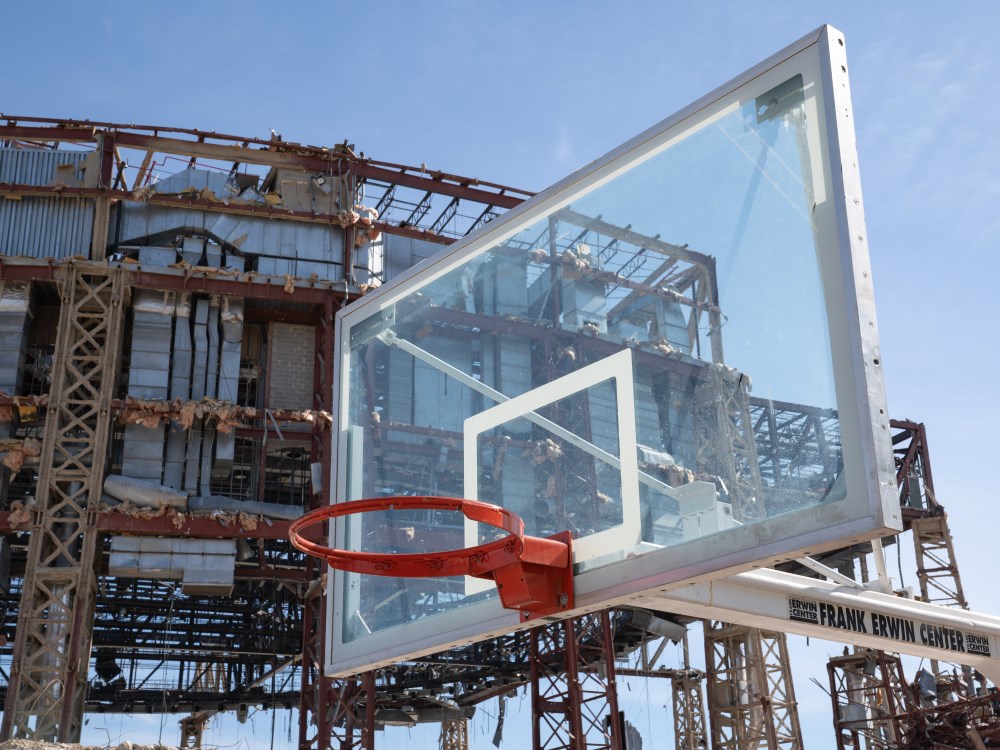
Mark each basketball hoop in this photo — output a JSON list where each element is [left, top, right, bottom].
[[290, 495, 574, 621]]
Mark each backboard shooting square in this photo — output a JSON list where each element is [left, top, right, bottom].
[[328, 25, 898, 675], [463, 349, 641, 596]]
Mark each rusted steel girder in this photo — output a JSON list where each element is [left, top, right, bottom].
[[0, 116, 532, 210], [0, 183, 456, 247], [0, 258, 351, 304]]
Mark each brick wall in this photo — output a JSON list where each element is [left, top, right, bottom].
[[266, 323, 314, 410]]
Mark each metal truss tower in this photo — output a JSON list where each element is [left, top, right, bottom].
[[670, 668, 709, 750], [328, 673, 375, 750], [439, 719, 470, 750], [828, 650, 910, 750], [530, 611, 623, 750], [180, 715, 208, 749], [893, 420, 971, 678], [1, 266, 125, 741], [704, 622, 803, 750]]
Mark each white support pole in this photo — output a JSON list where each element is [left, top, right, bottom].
[[869, 537, 894, 594], [793, 557, 862, 589], [641, 568, 1000, 684]]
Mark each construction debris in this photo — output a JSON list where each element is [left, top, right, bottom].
[[115, 396, 331, 433], [528, 438, 563, 465], [0, 437, 41, 472], [559, 246, 592, 280], [0, 393, 49, 423], [7, 500, 33, 527], [101, 500, 263, 532], [0, 742, 179, 750]]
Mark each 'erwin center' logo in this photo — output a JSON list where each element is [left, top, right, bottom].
[[786, 597, 990, 657]]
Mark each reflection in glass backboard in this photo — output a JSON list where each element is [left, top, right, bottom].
[[327, 25, 898, 675]]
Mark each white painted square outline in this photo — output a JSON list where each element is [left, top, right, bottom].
[[462, 349, 641, 594]]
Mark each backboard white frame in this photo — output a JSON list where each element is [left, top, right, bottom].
[[463, 349, 641, 595], [326, 25, 899, 676]]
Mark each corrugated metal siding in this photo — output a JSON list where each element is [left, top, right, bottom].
[[0, 196, 95, 259], [0, 149, 96, 259], [0, 148, 89, 186], [118, 202, 346, 275]]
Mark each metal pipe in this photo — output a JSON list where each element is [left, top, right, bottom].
[[103, 475, 188, 510], [187, 495, 302, 522]]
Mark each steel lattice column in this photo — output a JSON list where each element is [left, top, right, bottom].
[[692, 367, 764, 524], [893, 420, 974, 685], [1, 266, 126, 741], [704, 622, 803, 750], [439, 719, 469, 750], [180, 715, 208, 750], [911, 515, 969, 673], [670, 669, 709, 750], [300, 297, 335, 750], [329, 673, 375, 750], [827, 651, 910, 750], [530, 611, 623, 750]]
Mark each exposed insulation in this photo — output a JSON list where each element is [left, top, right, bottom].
[[6, 500, 33, 527], [115, 396, 331, 432], [0, 437, 41, 472], [0, 393, 49, 423], [103, 501, 263, 531]]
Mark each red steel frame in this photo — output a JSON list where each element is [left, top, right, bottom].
[[530, 611, 623, 750]]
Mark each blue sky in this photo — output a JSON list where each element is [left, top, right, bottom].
[[5, 1, 1000, 748]]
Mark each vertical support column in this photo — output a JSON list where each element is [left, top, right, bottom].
[[827, 651, 910, 750], [893, 421, 974, 687], [343, 173, 358, 285], [1, 266, 126, 741], [439, 719, 469, 750], [328, 672, 375, 750], [692, 366, 764, 523], [300, 296, 334, 750], [90, 132, 116, 260], [704, 622, 803, 750], [180, 715, 208, 750], [530, 611, 623, 750], [669, 669, 709, 750]]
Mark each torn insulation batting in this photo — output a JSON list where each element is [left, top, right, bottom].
[[115, 396, 332, 432], [7, 500, 33, 527], [0, 437, 41, 472]]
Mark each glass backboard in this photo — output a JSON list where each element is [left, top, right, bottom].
[[327, 25, 899, 675]]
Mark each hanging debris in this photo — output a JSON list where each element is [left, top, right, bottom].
[[0, 393, 50, 423], [7, 500, 33, 527], [0, 437, 41, 472], [114, 396, 331, 433], [559, 246, 592, 281], [528, 438, 563, 465]]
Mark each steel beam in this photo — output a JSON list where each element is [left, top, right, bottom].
[[2, 267, 126, 742]]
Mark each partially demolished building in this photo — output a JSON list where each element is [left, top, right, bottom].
[[0, 116, 530, 744], [0, 116, 989, 750]]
